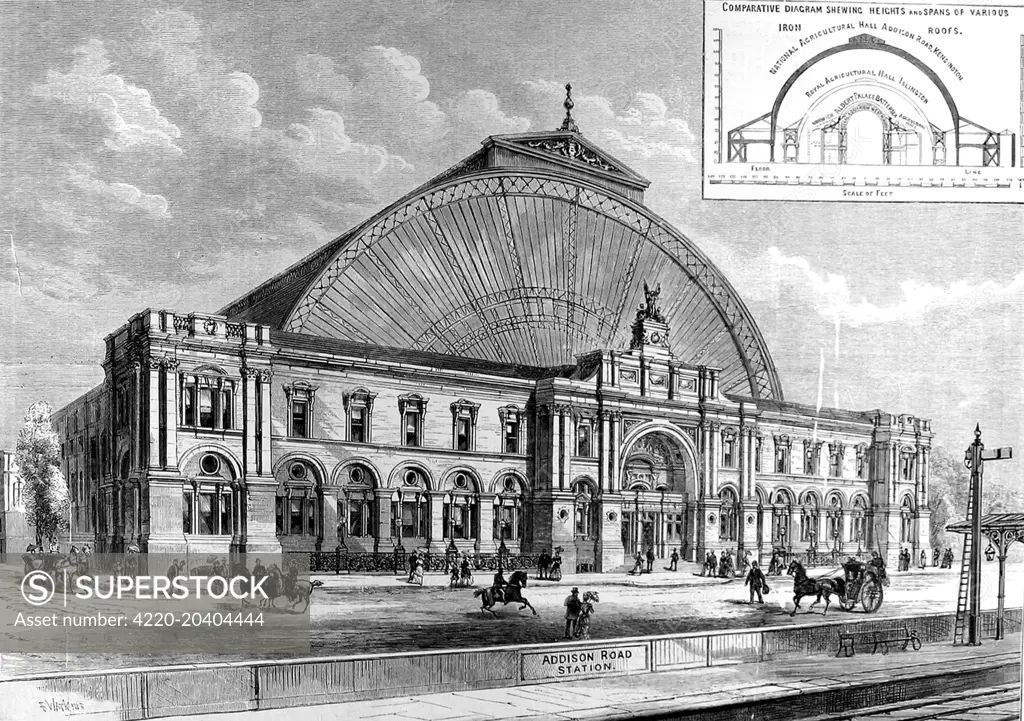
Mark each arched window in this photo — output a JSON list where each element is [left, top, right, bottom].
[[573, 479, 599, 539], [826, 494, 843, 546], [772, 490, 793, 547], [851, 495, 867, 547], [184, 452, 237, 536], [719, 487, 739, 541], [343, 465, 376, 538], [800, 493, 819, 545], [443, 471, 478, 541], [393, 468, 429, 539], [275, 460, 319, 537], [493, 474, 525, 542], [900, 495, 914, 543]]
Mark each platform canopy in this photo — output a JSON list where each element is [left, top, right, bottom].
[[947, 513, 1024, 541], [221, 117, 783, 399]]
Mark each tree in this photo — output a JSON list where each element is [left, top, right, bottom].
[[928, 444, 1024, 552], [14, 402, 69, 548]]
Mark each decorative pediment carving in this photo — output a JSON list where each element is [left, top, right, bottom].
[[524, 137, 619, 173]]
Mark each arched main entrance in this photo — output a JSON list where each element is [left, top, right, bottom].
[[619, 427, 698, 562]]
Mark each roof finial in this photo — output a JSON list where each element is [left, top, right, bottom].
[[558, 82, 580, 134]]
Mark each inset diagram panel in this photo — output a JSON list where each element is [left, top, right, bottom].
[[703, 1, 1024, 202]]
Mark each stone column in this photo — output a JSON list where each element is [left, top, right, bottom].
[[700, 424, 711, 499], [164, 359, 179, 470], [241, 367, 260, 476], [709, 422, 721, 498], [130, 360, 142, 471], [374, 489, 394, 552], [599, 412, 610, 493], [549, 406, 563, 493], [147, 358, 162, 470], [244, 480, 283, 555], [321, 488, 340, 550], [610, 412, 622, 494], [258, 370, 273, 476], [144, 478, 187, 554], [596, 497, 625, 572], [477, 493, 497, 554]]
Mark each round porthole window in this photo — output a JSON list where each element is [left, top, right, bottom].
[[708, 514, 717, 525], [607, 511, 618, 523], [747, 515, 755, 525], [558, 508, 570, 522], [199, 454, 221, 476], [350, 467, 365, 484], [289, 463, 308, 481], [503, 476, 517, 493], [404, 469, 420, 487], [454, 473, 468, 490]]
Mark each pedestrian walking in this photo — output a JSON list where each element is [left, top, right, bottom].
[[709, 551, 719, 577], [744, 561, 768, 604], [645, 547, 655, 573], [919, 550, 927, 570], [932, 548, 940, 567], [563, 587, 582, 639], [408, 550, 419, 583], [670, 549, 679, 572], [629, 551, 643, 575]]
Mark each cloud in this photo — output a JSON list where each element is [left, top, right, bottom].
[[765, 247, 1024, 326], [138, 9, 262, 135], [31, 39, 183, 152], [446, 89, 531, 140], [278, 108, 415, 189], [66, 166, 170, 218], [523, 80, 697, 165], [296, 54, 353, 107]]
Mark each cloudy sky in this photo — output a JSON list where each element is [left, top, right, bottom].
[[1, 0, 1021, 466]]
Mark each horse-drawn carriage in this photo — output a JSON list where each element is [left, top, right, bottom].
[[829, 558, 889, 613], [788, 556, 889, 616]]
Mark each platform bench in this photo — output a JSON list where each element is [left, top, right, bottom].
[[837, 626, 921, 657]]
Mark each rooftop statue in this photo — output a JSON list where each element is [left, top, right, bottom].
[[642, 282, 665, 323]]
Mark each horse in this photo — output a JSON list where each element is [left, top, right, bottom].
[[473, 570, 537, 617], [786, 559, 838, 617], [256, 566, 322, 612], [574, 591, 600, 640]]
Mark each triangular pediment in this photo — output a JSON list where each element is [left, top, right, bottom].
[[486, 131, 650, 190]]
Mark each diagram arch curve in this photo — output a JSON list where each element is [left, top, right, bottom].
[[770, 35, 960, 161]]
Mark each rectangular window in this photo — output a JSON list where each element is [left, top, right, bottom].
[[183, 491, 193, 534], [275, 497, 284, 534], [350, 407, 365, 443], [182, 384, 195, 426], [219, 492, 232, 535], [199, 388, 214, 429], [831, 454, 842, 478], [775, 449, 787, 474], [404, 412, 420, 447], [723, 437, 735, 468], [290, 498, 303, 535], [349, 502, 364, 537], [197, 492, 214, 535], [577, 424, 592, 457], [402, 501, 417, 537], [306, 497, 316, 536], [220, 389, 233, 430], [456, 418, 471, 451], [755, 440, 763, 472], [291, 401, 309, 439], [503, 421, 519, 454]]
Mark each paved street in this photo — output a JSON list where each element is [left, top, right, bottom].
[[300, 562, 1024, 657], [0, 562, 1020, 677]]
